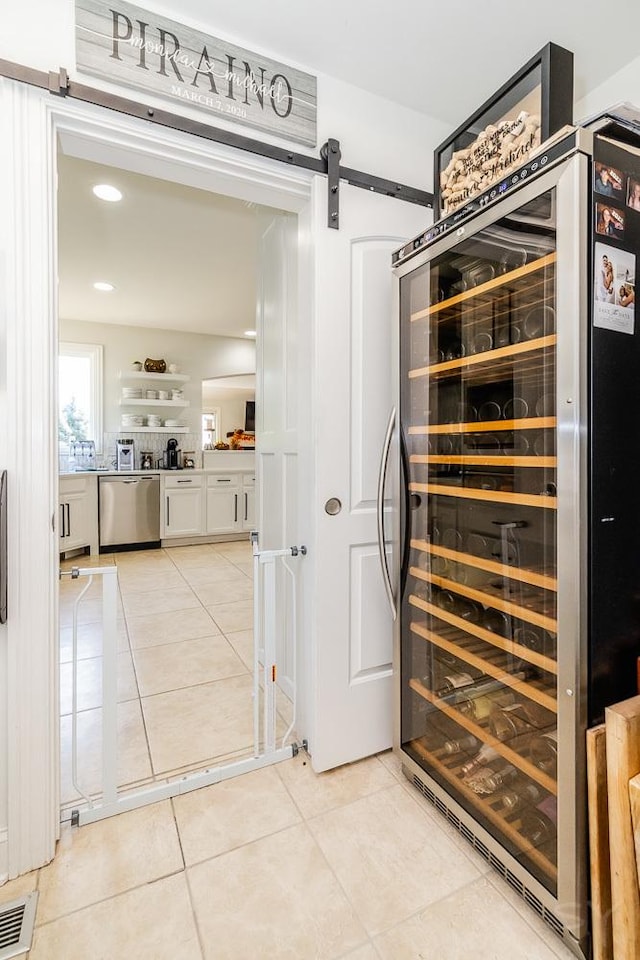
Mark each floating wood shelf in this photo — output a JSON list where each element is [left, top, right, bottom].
[[119, 371, 190, 383], [408, 673, 557, 795], [119, 399, 190, 408], [409, 334, 557, 381], [410, 481, 557, 511], [408, 595, 558, 677], [407, 735, 557, 881], [410, 538, 558, 592], [411, 454, 557, 468], [409, 416, 556, 436], [410, 567, 557, 633]]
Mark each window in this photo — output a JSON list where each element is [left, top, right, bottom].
[[58, 342, 103, 452], [202, 411, 219, 449]]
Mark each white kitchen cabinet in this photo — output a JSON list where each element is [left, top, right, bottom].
[[241, 474, 256, 531], [205, 472, 256, 535], [59, 475, 98, 554], [205, 474, 241, 534], [162, 474, 203, 538]]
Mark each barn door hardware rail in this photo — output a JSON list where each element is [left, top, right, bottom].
[[0, 58, 433, 230]]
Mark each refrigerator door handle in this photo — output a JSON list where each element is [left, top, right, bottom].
[[377, 406, 397, 621]]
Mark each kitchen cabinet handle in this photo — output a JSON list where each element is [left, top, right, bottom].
[[217, 478, 231, 483], [244, 492, 248, 521], [377, 406, 397, 621], [234, 493, 238, 522], [60, 502, 65, 538], [166, 496, 170, 527], [65, 502, 71, 539], [177, 479, 192, 483]]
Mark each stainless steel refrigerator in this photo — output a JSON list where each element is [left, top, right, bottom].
[[388, 117, 640, 958]]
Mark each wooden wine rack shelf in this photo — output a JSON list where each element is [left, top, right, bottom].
[[410, 539, 558, 593], [410, 253, 557, 323], [408, 735, 557, 881], [409, 595, 558, 679], [409, 416, 556, 435], [411, 567, 558, 634], [409, 334, 557, 381], [410, 481, 557, 511], [409, 619, 556, 718], [412, 454, 557, 468], [408, 675, 557, 796]]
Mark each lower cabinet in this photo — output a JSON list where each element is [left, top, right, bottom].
[[241, 475, 256, 531], [161, 471, 256, 540], [206, 472, 256, 535], [162, 474, 204, 538], [206, 474, 241, 535], [59, 475, 99, 554]]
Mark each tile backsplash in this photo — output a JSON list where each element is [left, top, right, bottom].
[[101, 432, 201, 469]]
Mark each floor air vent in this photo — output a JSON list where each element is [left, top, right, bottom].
[[410, 770, 566, 944], [0, 893, 38, 959]]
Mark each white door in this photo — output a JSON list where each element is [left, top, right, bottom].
[[309, 179, 428, 771], [255, 212, 298, 701]]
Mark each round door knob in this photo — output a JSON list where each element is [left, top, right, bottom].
[[324, 497, 342, 516]]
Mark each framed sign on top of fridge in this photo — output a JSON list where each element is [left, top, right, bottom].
[[75, 0, 318, 146], [433, 42, 574, 220]]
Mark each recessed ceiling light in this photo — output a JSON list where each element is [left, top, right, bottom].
[[93, 281, 115, 292], [244, 330, 256, 338], [92, 183, 123, 202]]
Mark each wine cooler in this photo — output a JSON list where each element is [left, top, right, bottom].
[[388, 119, 640, 958]]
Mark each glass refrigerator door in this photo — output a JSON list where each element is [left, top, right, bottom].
[[399, 190, 559, 896]]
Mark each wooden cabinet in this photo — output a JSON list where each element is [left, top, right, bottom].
[[162, 474, 203, 538], [59, 475, 98, 555]]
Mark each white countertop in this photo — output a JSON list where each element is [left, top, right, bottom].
[[60, 467, 255, 477]]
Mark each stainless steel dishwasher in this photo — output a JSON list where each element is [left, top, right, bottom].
[[98, 474, 160, 549]]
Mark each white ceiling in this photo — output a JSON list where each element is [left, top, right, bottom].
[[57, 154, 264, 338], [154, 0, 640, 124]]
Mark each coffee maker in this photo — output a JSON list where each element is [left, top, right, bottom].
[[116, 438, 135, 471], [163, 438, 182, 470]]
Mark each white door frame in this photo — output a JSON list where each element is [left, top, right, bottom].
[[0, 76, 315, 877]]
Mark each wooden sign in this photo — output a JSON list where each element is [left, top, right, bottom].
[[75, 0, 317, 146]]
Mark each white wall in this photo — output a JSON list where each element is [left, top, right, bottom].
[[60, 318, 255, 461], [0, 1, 449, 192], [576, 54, 640, 122]]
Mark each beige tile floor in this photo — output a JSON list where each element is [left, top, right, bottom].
[[1, 751, 579, 959], [58, 540, 289, 810], [46, 544, 581, 957]]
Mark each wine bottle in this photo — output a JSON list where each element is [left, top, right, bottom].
[[529, 729, 558, 776], [460, 743, 499, 775], [501, 782, 542, 813], [443, 734, 478, 756], [435, 666, 484, 697], [454, 675, 522, 721], [489, 701, 549, 742], [520, 797, 557, 861], [467, 763, 518, 795]]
